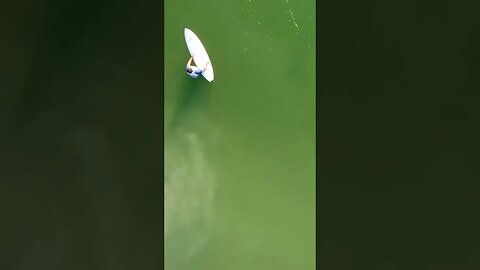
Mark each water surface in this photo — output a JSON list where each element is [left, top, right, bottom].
[[165, 0, 315, 269]]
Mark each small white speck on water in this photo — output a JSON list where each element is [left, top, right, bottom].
[[244, 47, 247, 51], [258, 21, 261, 25], [270, 30, 273, 34]]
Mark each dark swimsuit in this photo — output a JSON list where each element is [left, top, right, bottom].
[[186, 66, 202, 78]]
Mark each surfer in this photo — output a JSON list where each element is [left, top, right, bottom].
[[185, 56, 210, 79], [185, 56, 203, 78]]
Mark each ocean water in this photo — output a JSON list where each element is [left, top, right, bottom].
[[165, 0, 316, 269]]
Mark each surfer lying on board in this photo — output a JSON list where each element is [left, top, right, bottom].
[[185, 56, 210, 79]]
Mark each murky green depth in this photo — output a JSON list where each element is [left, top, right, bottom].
[[165, 0, 315, 269]]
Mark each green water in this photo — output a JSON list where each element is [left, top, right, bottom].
[[165, 0, 316, 269]]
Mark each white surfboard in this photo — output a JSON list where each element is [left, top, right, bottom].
[[184, 28, 214, 82]]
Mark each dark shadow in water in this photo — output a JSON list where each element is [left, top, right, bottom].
[[168, 76, 212, 133]]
